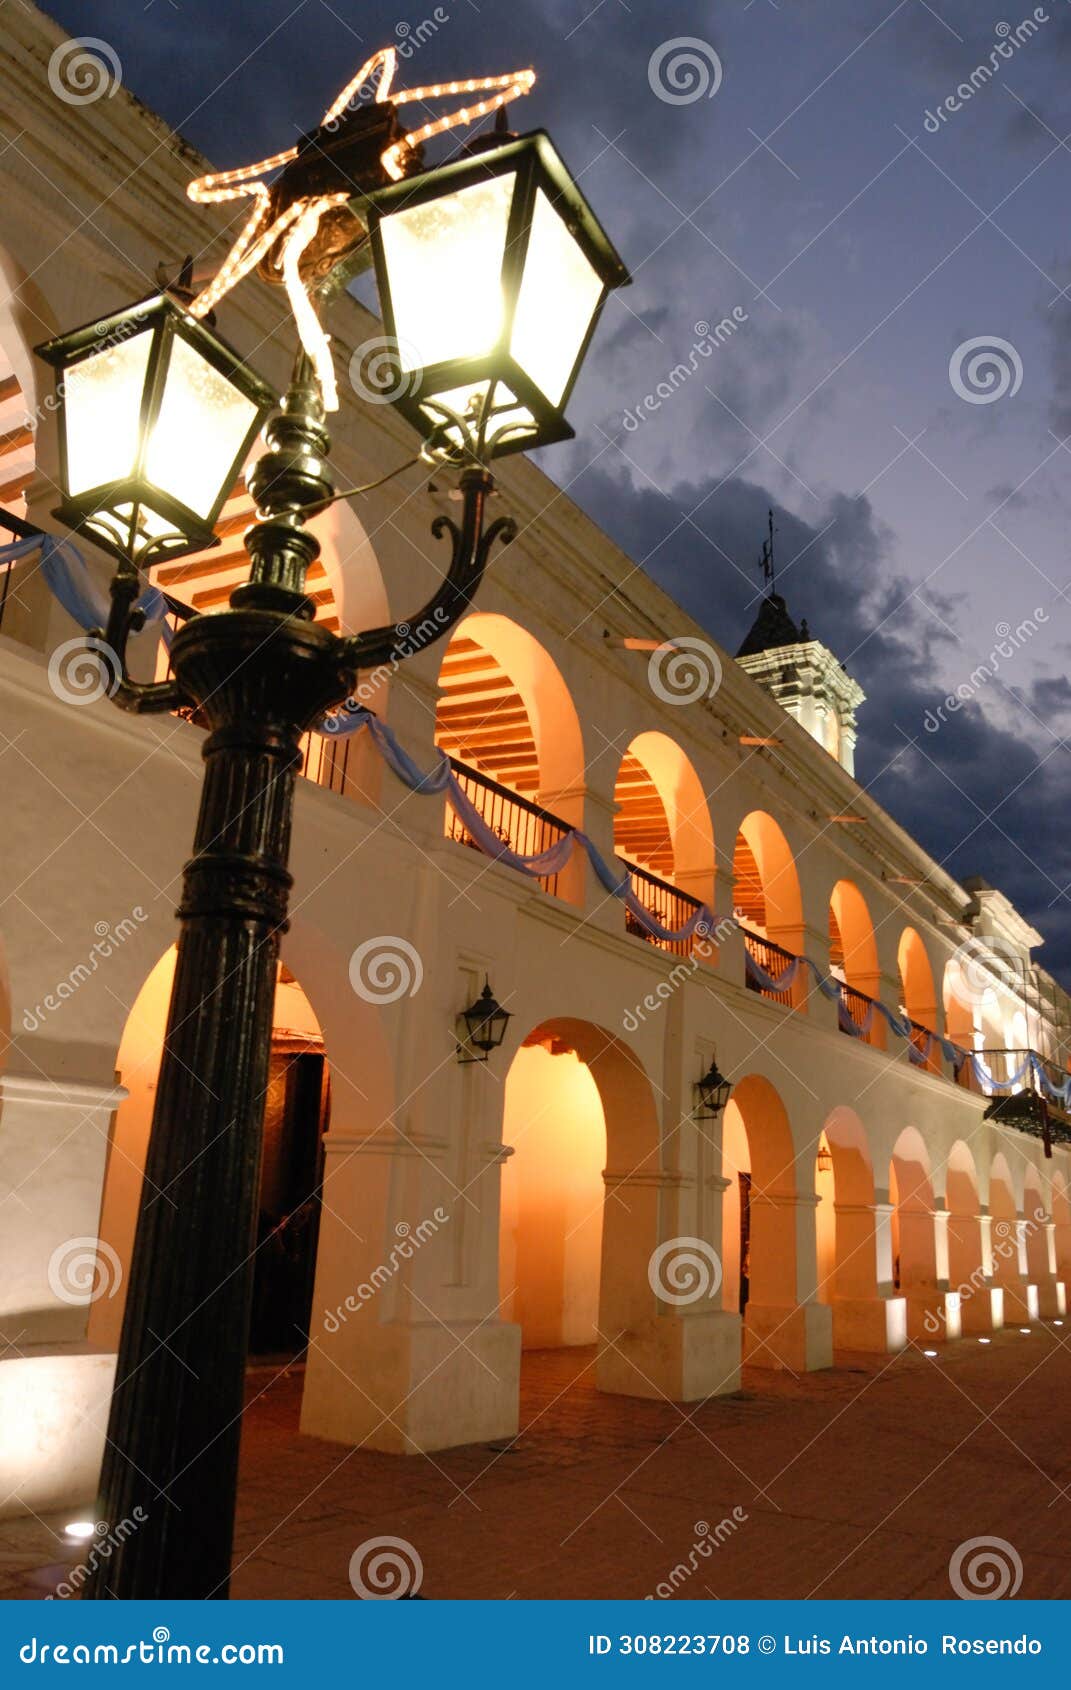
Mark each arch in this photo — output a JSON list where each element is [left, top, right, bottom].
[[814, 1107, 892, 1348], [436, 611, 584, 811], [987, 1150, 1033, 1323], [499, 1016, 663, 1393], [0, 241, 58, 514], [1022, 1164, 1049, 1282], [722, 1074, 800, 1366], [945, 1140, 987, 1330], [942, 958, 977, 1084], [88, 944, 346, 1365], [889, 1125, 936, 1293], [898, 928, 939, 1071], [435, 612, 585, 901], [613, 730, 715, 905], [830, 879, 883, 1047], [733, 811, 803, 949], [733, 811, 805, 1007]]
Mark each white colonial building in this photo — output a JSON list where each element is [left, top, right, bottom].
[[1, 3, 1069, 1520]]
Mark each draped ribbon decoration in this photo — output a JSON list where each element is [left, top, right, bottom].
[[1032, 1053, 1071, 1108], [333, 703, 720, 944], [0, 530, 170, 644], [328, 700, 1071, 1095]]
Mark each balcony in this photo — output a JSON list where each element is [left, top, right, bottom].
[[837, 982, 880, 1047], [621, 858, 702, 959], [445, 758, 572, 898], [741, 926, 798, 1008], [981, 1048, 1071, 1147]]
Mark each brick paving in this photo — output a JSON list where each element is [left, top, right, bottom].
[[4, 1327, 1071, 1600]]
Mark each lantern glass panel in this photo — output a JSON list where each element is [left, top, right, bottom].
[[511, 188, 604, 405], [381, 173, 516, 377], [64, 329, 153, 496], [144, 334, 260, 519]]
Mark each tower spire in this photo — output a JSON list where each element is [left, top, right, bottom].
[[759, 507, 776, 592]]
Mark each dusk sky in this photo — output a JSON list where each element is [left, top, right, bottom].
[[42, 0, 1071, 978]]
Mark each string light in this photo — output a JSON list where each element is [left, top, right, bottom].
[[185, 48, 536, 409]]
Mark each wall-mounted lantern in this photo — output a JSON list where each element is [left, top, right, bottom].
[[457, 979, 512, 1063], [694, 1054, 733, 1120]]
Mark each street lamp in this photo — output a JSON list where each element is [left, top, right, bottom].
[[36, 293, 274, 571], [34, 55, 627, 1601], [365, 131, 628, 460]]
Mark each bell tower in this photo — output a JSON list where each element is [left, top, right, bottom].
[[734, 513, 865, 776]]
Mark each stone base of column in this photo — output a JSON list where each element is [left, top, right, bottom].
[[1034, 1278, 1066, 1318], [832, 1295, 907, 1353], [959, 1286, 1002, 1334], [743, 1302, 832, 1372], [903, 1288, 962, 1342], [0, 1347, 115, 1520], [997, 1282, 1038, 1323], [301, 1319, 521, 1455], [596, 1309, 742, 1403]]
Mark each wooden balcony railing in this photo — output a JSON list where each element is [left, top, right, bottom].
[[446, 758, 571, 897], [741, 926, 797, 1008], [621, 857, 702, 959]]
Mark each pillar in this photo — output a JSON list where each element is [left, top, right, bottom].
[[743, 1191, 832, 1372], [829, 1201, 906, 1353]]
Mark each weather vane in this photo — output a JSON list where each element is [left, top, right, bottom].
[[759, 507, 776, 592], [185, 47, 535, 409]]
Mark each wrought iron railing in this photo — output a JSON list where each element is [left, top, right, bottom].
[[837, 982, 880, 1046], [0, 507, 38, 635], [740, 925, 797, 1008], [446, 758, 571, 897], [621, 857, 701, 959], [901, 1012, 938, 1071]]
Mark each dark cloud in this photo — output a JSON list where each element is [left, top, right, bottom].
[[571, 460, 1071, 978]]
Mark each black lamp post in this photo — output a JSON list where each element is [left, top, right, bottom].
[[35, 87, 627, 1600]]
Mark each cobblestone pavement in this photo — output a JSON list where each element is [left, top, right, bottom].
[[4, 1327, 1071, 1600]]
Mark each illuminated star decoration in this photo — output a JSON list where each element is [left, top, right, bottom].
[[186, 47, 536, 410]]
